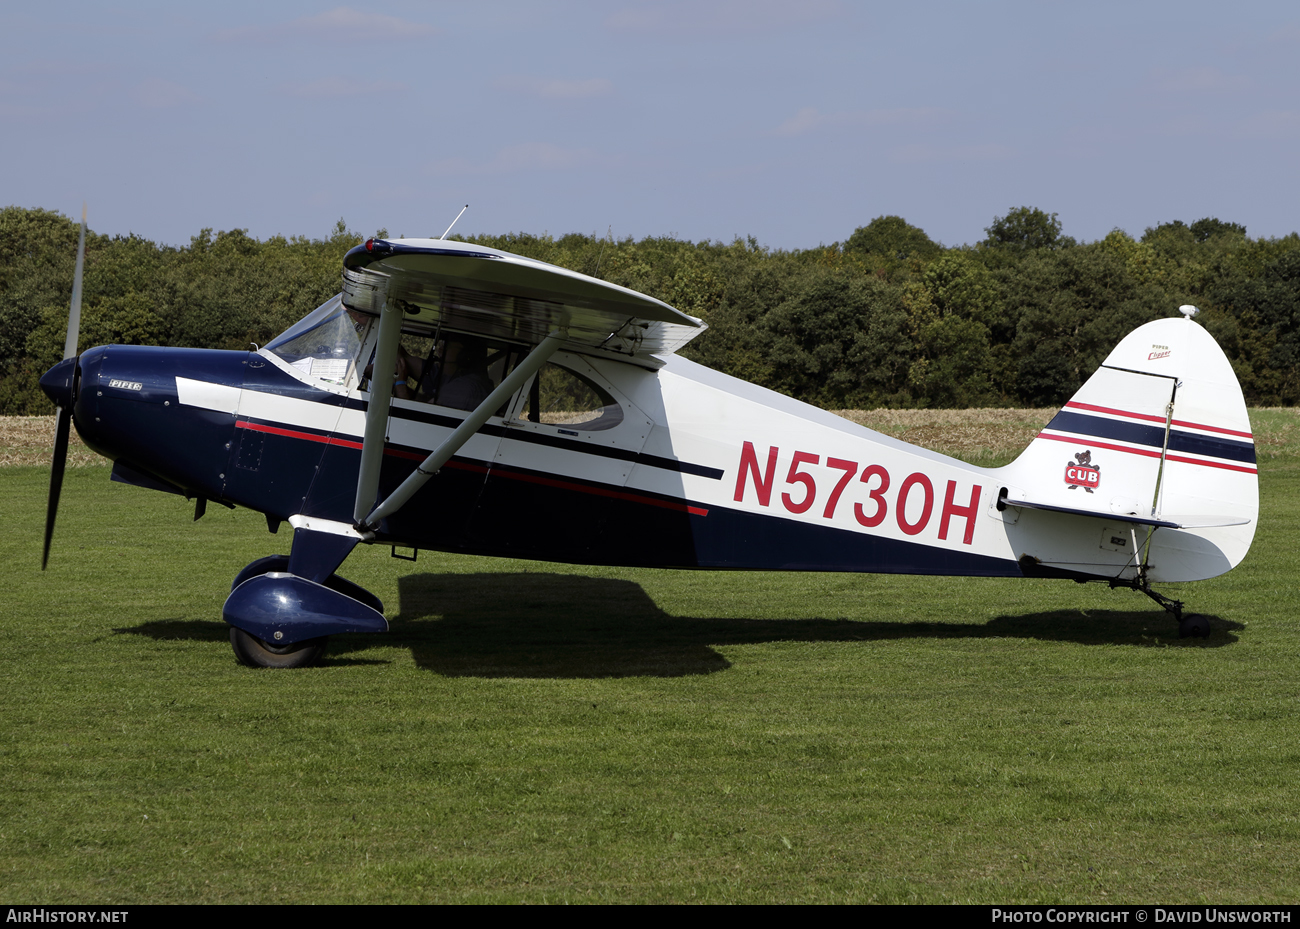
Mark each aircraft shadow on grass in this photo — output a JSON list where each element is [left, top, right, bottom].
[[117, 571, 1241, 677], [115, 571, 1240, 678]]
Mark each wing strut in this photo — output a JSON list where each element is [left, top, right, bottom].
[[352, 296, 407, 527], [356, 328, 567, 532]]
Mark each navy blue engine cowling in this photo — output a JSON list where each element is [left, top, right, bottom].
[[66, 345, 252, 500]]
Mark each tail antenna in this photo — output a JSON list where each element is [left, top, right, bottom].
[[440, 204, 469, 240]]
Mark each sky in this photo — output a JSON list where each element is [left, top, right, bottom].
[[3, 2, 1298, 251]]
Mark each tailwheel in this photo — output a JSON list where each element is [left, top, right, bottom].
[[229, 626, 329, 668], [1112, 574, 1201, 637]]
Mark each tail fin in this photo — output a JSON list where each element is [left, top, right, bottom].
[[999, 314, 1258, 582]]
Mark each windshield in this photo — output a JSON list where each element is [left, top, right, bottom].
[[267, 294, 372, 387]]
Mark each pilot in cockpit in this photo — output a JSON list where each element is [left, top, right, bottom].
[[393, 336, 494, 411]]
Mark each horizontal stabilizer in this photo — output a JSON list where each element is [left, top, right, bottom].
[[1004, 495, 1251, 529]]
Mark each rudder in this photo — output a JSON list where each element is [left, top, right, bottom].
[[999, 313, 1257, 582]]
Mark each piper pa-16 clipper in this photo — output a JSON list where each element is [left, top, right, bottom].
[[40, 217, 1258, 666]]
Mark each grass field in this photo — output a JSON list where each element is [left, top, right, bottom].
[[2, 410, 1299, 903]]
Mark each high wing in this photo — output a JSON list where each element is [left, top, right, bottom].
[[341, 238, 706, 358]]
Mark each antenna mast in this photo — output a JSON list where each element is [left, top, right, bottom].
[[440, 204, 469, 240]]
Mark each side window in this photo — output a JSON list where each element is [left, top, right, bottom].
[[520, 362, 624, 432]]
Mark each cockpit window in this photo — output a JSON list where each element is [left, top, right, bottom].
[[267, 294, 372, 386], [520, 362, 624, 431]]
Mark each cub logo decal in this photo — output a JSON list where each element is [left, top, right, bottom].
[[1065, 450, 1100, 493]]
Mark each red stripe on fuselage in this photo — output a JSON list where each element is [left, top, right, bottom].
[[236, 419, 361, 449], [234, 419, 707, 515]]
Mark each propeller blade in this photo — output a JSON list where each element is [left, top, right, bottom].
[[63, 204, 86, 360], [42, 205, 87, 570], [42, 407, 71, 570]]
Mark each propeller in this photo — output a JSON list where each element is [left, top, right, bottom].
[[41, 205, 86, 570]]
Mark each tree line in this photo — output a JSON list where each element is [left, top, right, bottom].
[[3, 204, 1299, 415]]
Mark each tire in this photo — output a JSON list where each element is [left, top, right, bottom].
[[229, 625, 329, 668], [1178, 614, 1211, 639]]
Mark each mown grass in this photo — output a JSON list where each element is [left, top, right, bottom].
[[2, 411, 1300, 903]]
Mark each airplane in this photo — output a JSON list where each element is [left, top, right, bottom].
[[38, 215, 1259, 667]]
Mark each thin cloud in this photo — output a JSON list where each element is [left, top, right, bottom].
[[607, 0, 842, 38], [279, 77, 407, 99], [1149, 66, 1249, 94], [9, 60, 110, 78], [1236, 109, 1300, 139], [216, 7, 437, 43], [0, 99, 48, 119], [0, 65, 113, 118], [494, 76, 614, 100], [428, 142, 599, 176], [367, 184, 424, 203], [1226, 20, 1300, 55], [890, 142, 1014, 164], [775, 106, 951, 137], [1264, 21, 1300, 46], [776, 107, 826, 136], [1149, 114, 1213, 138], [135, 79, 201, 109]]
